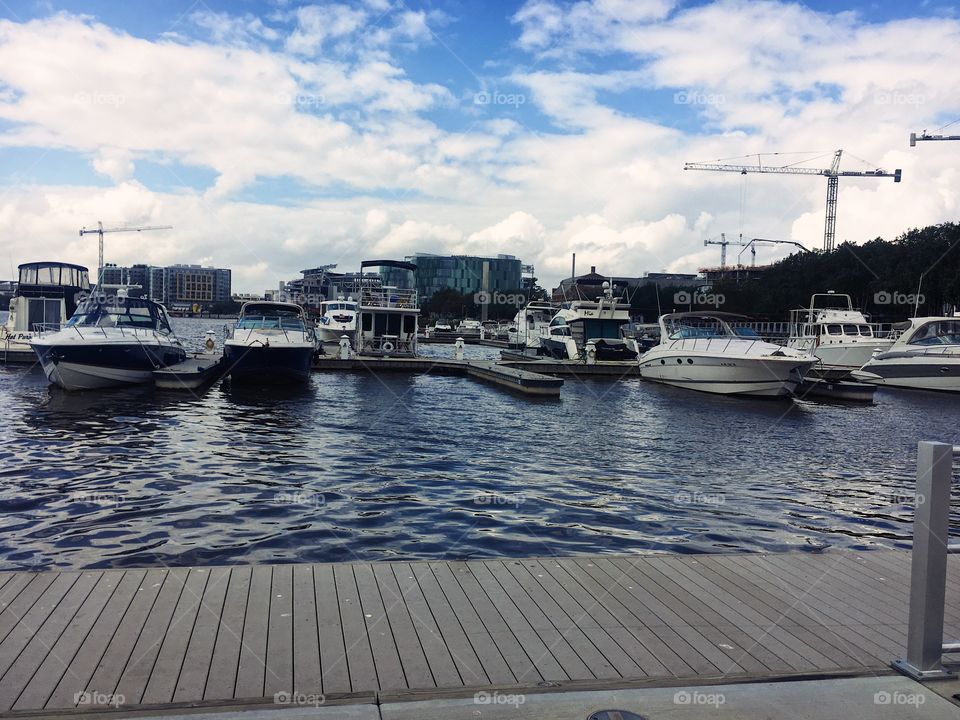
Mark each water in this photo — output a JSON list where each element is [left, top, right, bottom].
[[1, 315, 958, 571]]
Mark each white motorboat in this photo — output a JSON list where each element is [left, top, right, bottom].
[[354, 260, 420, 357], [638, 312, 817, 397], [853, 317, 960, 392], [316, 297, 357, 343], [456, 319, 482, 337], [787, 292, 896, 374], [30, 295, 186, 390], [224, 301, 317, 382], [540, 284, 638, 360], [2, 261, 90, 363], [506, 301, 558, 350]]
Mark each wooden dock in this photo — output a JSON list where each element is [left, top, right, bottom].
[[0, 550, 955, 715]]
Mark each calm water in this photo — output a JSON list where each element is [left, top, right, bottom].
[[1, 315, 958, 571]]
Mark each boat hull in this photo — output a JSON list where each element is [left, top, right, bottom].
[[639, 353, 815, 397], [811, 341, 894, 372], [317, 327, 355, 343], [31, 342, 186, 391], [853, 355, 960, 392], [224, 343, 315, 382]]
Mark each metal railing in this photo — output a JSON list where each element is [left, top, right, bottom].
[[892, 441, 959, 680]]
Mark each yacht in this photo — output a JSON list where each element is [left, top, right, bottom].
[[224, 301, 317, 382], [506, 301, 558, 352], [853, 317, 960, 392], [540, 284, 638, 360], [457, 319, 482, 337], [30, 294, 186, 390], [354, 260, 420, 356], [638, 312, 817, 397], [2, 261, 90, 363], [787, 292, 895, 374], [316, 297, 357, 343]]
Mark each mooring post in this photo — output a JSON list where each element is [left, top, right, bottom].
[[454, 337, 464, 361], [338, 335, 351, 360], [584, 340, 597, 365], [893, 441, 955, 679]]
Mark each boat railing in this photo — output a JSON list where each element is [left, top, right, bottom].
[[359, 287, 418, 309], [893, 442, 960, 680]]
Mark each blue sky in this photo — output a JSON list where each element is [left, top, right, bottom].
[[0, 0, 957, 291]]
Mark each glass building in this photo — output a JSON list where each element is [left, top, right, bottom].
[[100, 263, 231, 311], [406, 254, 522, 300]]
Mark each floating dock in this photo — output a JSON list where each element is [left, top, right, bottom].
[[499, 353, 642, 377], [0, 549, 955, 715], [153, 353, 228, 390]]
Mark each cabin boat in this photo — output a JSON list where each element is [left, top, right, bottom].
[[506, 301, 558, 351], [787, 292, 896, 375], [540, 284, 638, 360], [223, 301, 317, 382], [638, 312, 817, 397], [316, 298, 358, 344], [2, 262, 90, 363], [30, 294, 186, 390], [354, 260, 419, 357], [853, 317, 960, 392]]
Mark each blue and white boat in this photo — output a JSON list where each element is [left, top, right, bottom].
[[30, 295, 186, 390], [224, 301, 316, 382]]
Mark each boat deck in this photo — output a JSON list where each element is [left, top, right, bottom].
[[0, 550, 954, 715]]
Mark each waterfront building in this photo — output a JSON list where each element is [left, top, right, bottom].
[[405, 253, 522, 300], [100, 263, 232, 311], [552, 267, 700, 300]]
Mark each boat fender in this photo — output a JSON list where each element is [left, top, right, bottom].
[[204, 336, 216, 352], [382, 341, 395, 353]]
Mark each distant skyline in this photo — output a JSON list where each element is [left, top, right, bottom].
[[0, 0, 958, 292]]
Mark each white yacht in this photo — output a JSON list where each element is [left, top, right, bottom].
[[506, 301, 558, 351], [316, 297, 357, 343], [2, 261, 90, 363], [456, 319, 482, 337], [787, 292, 895, 374], [224, 301, 317, 382], [638, 312, 817, 397], [354, 260, 419, 357], [540, 284, 638, 360], [853, 317, 960, 392], [30, 294, 186, 390]]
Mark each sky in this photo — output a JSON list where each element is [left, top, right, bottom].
[[0, 0, 958, 293]]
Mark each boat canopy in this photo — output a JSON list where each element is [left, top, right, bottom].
[[904, 319, 960, 346], [18, 262, 90, 289], [65, 297, 172, 332]]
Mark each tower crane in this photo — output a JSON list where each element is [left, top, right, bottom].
[[911, 132, 960, 146], [736, 238, 810, 267], [703, 233, 746, 269], [684, 150, 902, 252], [79, 221, 173, 287]]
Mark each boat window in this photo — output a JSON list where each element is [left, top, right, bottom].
[[858, 325, 873, 336], [909, 321, 960, 346], [827, 325, 842, 335], [66, 298, 161, 330], [550, 317, 566, 326], [362, 313, 373, 331], [842, 324, 859, 335], [237, 315, 305, 331], [403, 315, 416, 334]]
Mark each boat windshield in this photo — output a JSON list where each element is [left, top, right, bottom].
[[65, 298, 170, 332], [237, 314, 305, 331], [908, 320, 960, 346], [668, 325, 726, 340]]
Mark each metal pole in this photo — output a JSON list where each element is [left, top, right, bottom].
[[892, 441, 955, 679]]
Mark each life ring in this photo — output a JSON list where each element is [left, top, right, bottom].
[[204, 336, 216, 351], [381, 341, 395, 353]]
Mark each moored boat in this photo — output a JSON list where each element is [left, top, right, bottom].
[[853, 317, 960, 392], [224, 301, 317, 382]]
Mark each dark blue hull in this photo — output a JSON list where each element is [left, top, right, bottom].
[[31, 342, 186, 390], [224, 344, 314, 382]]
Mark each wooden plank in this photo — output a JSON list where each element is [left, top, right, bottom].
[[0, 574, 33, 613], [291, 564, 321, 695], [235, 565, 272, 699], [12, 570, 123, 711], [264, 564, 293, 697], [402, 562, 493, 686], [432, 561, 542, 685], [414, 561, 512, 685], [112, 567, 189, 705], [44, 570, 148, 710], [0, 572, 84, 680], [370, 563, 434, 689], [204, 566, 251, 701], [353, 564, 407, 691], [477, 560, 597, 680], [313, 564, 350, 694], [82, 569, 168, 706], [333, 563, 378, 691], [172, 567, 231, 702], [0, 571, 101, 711], [527, 559, 671, 678], [0, 574, 58, 646]]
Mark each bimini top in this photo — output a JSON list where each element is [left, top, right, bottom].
[[65, 296, 172, 332], [18, 262, 90, 288], [360, 260, 418, 272]]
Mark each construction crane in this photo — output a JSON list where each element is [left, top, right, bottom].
[[703, 233, 746, 269], [736, 238, 810, 267], [79, 221, 173, 287], [911, 132, 960, 146], [684, 150, 902, 252]]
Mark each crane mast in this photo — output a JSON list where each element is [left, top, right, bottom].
[[80, 221, 173, 287]]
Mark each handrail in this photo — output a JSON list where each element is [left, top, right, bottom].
[[892, 441, 958, 679]]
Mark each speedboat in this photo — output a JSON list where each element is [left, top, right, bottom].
[[853, 317, 960, 392], [316, 297, 357, 343], [540, 283, 638, 360], [30, 294, 186, 390], [638, 312, 817, 397], [224, 301, 317, 382], [787, 292, 895, 375], [2, 261, 90, 363]]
